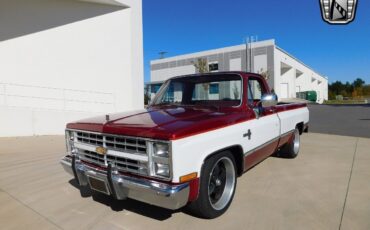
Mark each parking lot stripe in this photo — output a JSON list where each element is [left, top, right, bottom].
[[338, 138, 359, 230]]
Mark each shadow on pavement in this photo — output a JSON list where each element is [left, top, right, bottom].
[[69, 179, 179, 221]]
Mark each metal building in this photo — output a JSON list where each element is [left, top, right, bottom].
[[148, 39, 328, 104]]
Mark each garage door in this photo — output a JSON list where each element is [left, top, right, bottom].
[[280, 83, 289, 98]]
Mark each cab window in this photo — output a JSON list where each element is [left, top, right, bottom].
[[247, 78, 265, 107]]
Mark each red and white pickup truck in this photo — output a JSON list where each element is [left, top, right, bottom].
[[61, 72, 309, 218]]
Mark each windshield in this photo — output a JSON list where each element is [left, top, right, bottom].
[[151, 74, 242, 107]]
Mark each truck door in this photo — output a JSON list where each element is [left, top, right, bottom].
[[242, 77, 280, 169]]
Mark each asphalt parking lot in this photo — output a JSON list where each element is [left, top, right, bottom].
[[0, 133, 369, 230], [308, 104, 370, 138]]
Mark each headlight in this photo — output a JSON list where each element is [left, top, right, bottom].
[[154, 163, 170, 177], [149, 142, 171, 179], [65, 130, 76, 154], [153, 143, 169, 157]]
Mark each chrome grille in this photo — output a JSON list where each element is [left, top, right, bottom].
[[79, 150, 148, 175], [74, 131, 149, 176], [107, 155, 148, 175], [105, 136, 146, 154], [76, 131, 147, 154], [79, 150, 106, 166]]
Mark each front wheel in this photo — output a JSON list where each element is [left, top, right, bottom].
[[187, 151, 237, 219]]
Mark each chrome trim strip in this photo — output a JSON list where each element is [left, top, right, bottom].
[[66, 128, 171, 143], [244, 136, 280, 157], [280, 129, 295, 138]]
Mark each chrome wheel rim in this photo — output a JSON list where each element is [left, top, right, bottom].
[[208, 157, 235, 210], [293, 129, 300, 154]]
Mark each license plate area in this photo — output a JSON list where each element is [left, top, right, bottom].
[[88, 176, 110, 195]]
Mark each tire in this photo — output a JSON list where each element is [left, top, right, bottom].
[[280, 127, 300, 158], [187, 151, 237, 219]]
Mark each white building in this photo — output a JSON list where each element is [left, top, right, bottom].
[[0, 0, 143, 137], [149, 39, 328, 103]]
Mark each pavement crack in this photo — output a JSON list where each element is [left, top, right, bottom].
[[0, 187, 63, 230], [338, 138, 359, 230]]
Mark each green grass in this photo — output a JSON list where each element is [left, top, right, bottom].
[[324, 99, 368, 104]]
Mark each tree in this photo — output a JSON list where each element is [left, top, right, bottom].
[[353, 78, 365, 88], [340, 90, 348, 97], [328, 90, 336, 100], [363, 85, 370, 96], [192, 58, 209, 73], [144, 85, 151, 105], [192, 58, 210, 99], [329, 81, 344, 95], [328, 78, 368, 99], [258, 68, 270, 81], [344, 81, 354, 95], [352, 87, 363, 98], [233, 82, 240, 99]]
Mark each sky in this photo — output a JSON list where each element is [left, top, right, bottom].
[[143, 0, 370, 84]]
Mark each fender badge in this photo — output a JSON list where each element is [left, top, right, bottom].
[[96, 146, 107, 155]]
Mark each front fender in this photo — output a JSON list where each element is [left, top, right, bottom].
[[171, 124, 246, 183]]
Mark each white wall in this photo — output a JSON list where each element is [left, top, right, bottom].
[[0, 0, 143, 137], [253, 54, 267, 74], [230, 58, 242, 71], [274, 48, 328, 103]]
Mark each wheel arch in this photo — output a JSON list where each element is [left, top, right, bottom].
[[296, 122, 304, 134], [201, 145, 244, 177]]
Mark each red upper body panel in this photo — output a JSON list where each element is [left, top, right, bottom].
[[67, 72, 306, 140]]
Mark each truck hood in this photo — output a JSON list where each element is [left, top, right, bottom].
[[67, 106, 250, 140]]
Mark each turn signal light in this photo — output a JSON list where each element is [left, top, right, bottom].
[[180, 172, 198, 183]]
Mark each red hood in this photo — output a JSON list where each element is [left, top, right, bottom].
[[67, 106, 252, 140]]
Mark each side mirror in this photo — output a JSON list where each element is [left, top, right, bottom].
[[261, 93, 278, 108]]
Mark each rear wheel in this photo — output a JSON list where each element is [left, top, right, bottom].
[[187, 151, 236, 219], [280, 127, 300, 158]]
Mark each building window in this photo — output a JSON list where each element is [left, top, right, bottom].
[[161, 82, 183, 103], [209, 62, 219, 72], [151, 84, 162, 93], [209, 83, 219, 94]]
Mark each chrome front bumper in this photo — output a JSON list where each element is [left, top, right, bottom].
[[60, 156, 189, 210]]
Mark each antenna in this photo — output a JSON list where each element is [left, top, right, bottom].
[[158, 51, 168, 59]]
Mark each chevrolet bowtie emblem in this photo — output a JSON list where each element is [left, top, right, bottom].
[[96, 146, 107, 155]]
